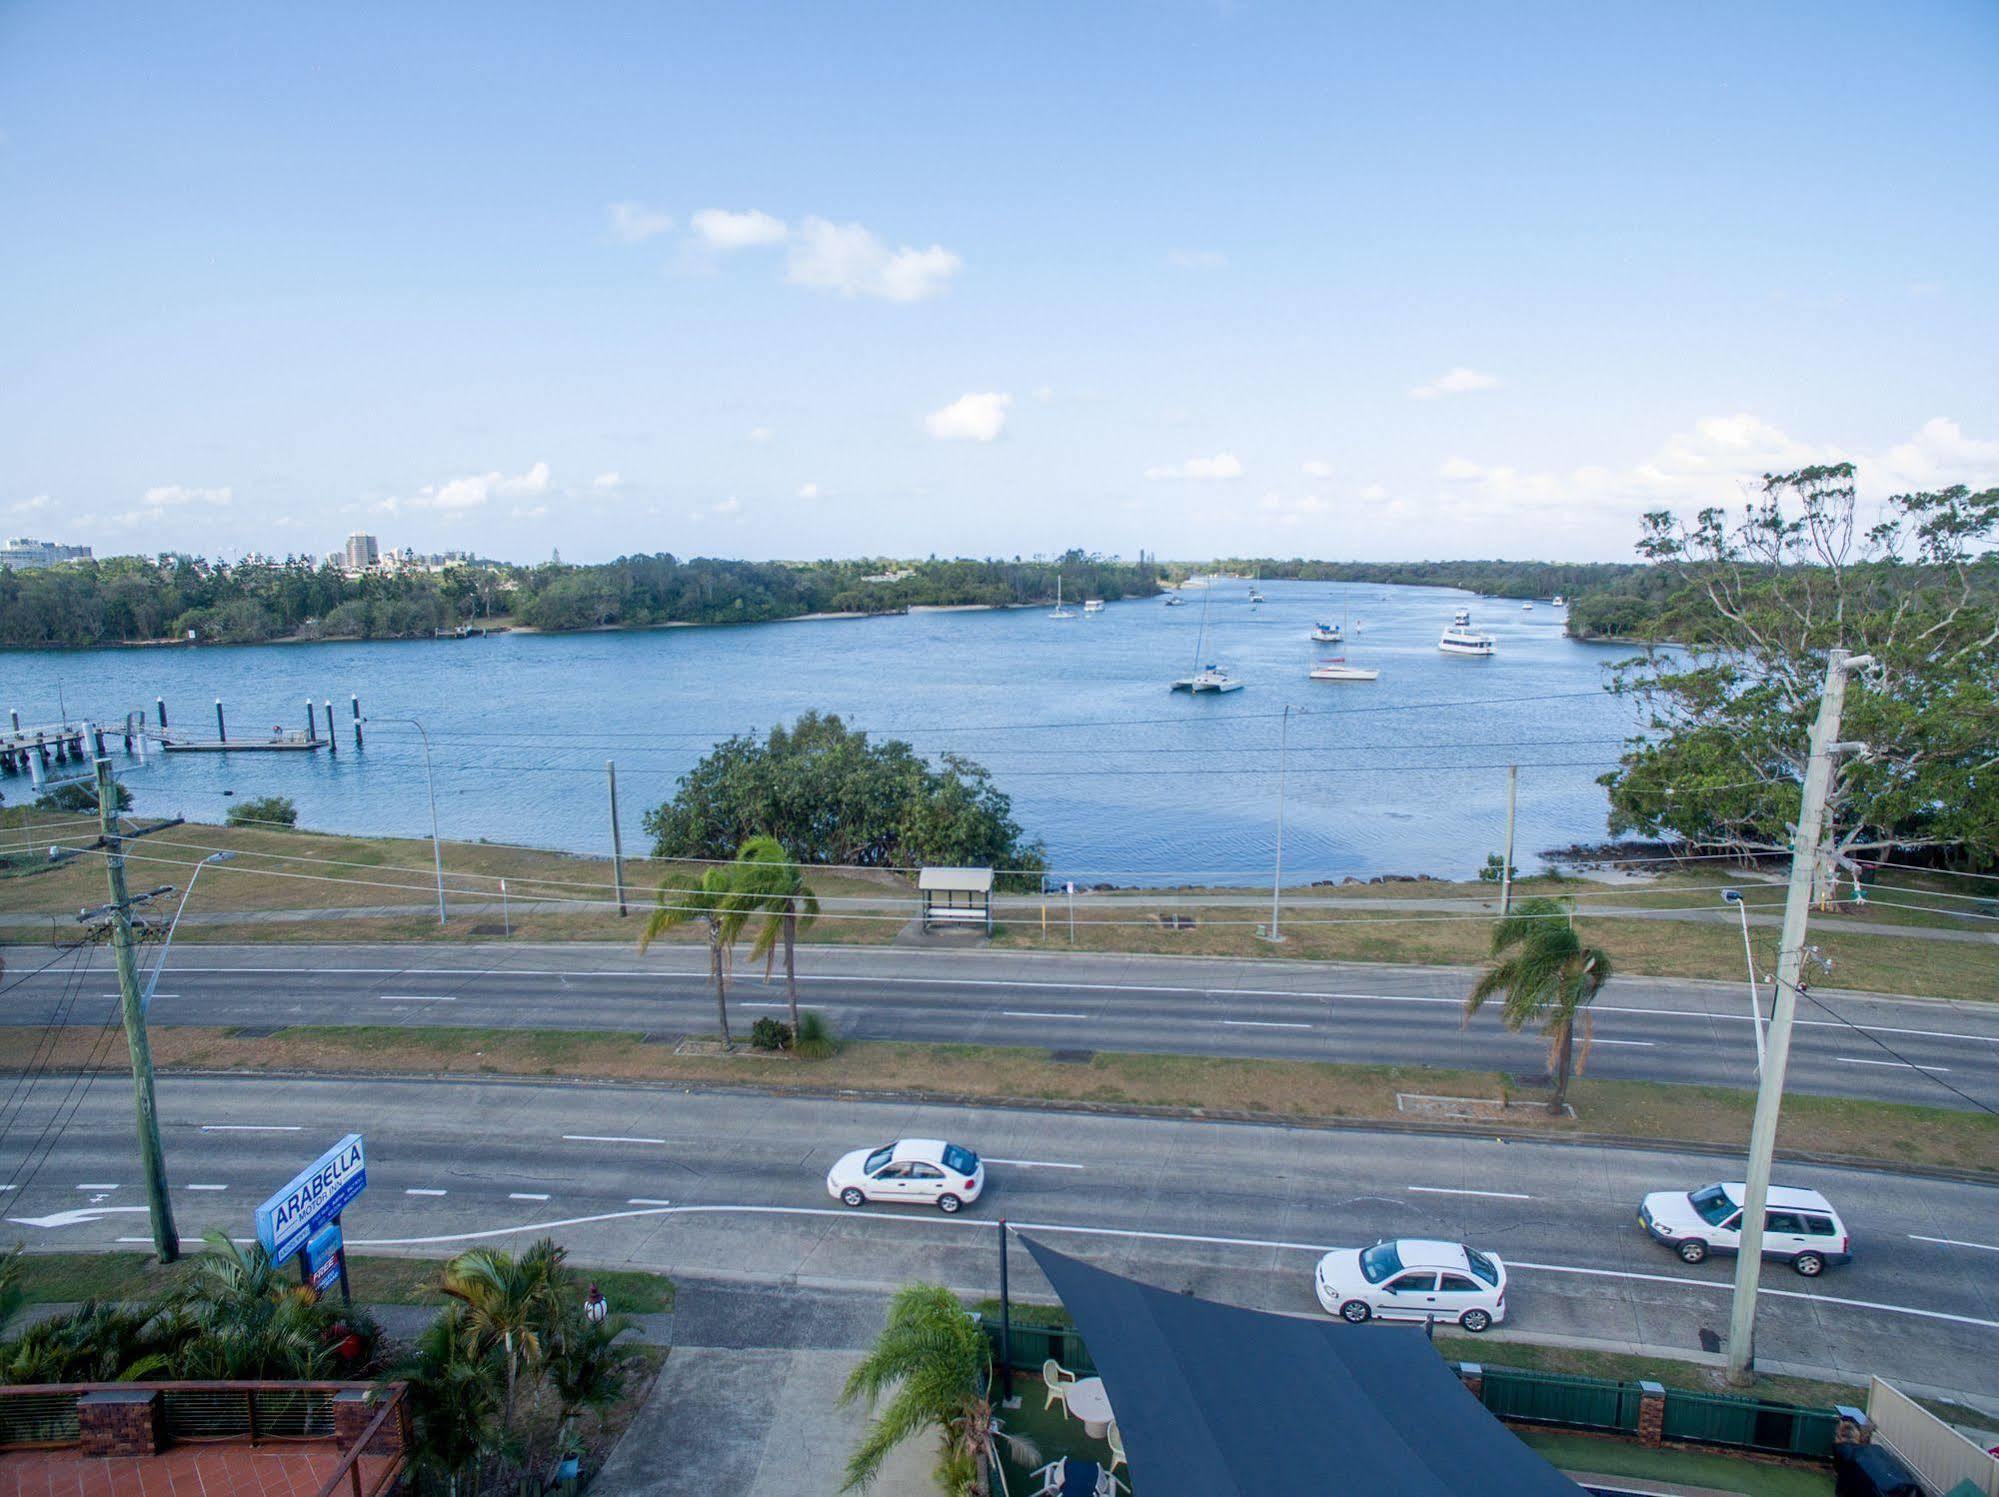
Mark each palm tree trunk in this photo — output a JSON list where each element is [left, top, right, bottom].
[[1549, 1018, 1574, 1115], [709, 923, 732, 1048], [784, 913, 799, 1033]]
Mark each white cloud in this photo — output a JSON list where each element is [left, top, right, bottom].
[[141, 483, 232, 509], [1301, 459, 1334, 478], [608, 201, 673, 244], [797, 482, 822, 499], [1167, 249, 1226, 269], [1409, 366, 1501, 400], [1358, 482, 1388, 501], [1874, 417, 1999, 491], [1032, 386, 1055, 404], [788, 216, 962, 302], [926, 392, 1013, 442], [512, 504, 548, 520], [8, 494, 50, 514], [712, 496, 741, 516], [748, 426, 774, 444], [691, 208, 788, 250], [409, 461, 550, 512], [1144, 452, 1244, 481], [592, 471, 622, 490]]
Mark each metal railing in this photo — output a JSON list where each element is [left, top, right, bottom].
[[313, 1389, 408, 1497], [0, 1380, 379, 1451]]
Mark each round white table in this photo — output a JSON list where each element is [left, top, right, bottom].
[[1065, 1376, 1114, 1439]]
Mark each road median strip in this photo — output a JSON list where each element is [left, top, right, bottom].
[[1, 1022, 1991, 1177]]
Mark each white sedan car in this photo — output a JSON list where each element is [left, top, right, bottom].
[[1314, 1239, 1508, 1333], [827, 1138, 985, 1214]]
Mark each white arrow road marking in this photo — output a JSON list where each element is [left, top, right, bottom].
[[9, 1206, 152, 1229]]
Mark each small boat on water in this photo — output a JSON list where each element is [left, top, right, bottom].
[[1050, 577, 1076, 620], [1551, 594, 1567, 608], [1309, 657, 1379, 682], [1521, 601, 1534, 611], [1310, 621, 1343, 643], [1083, 598, 1105, 614], [1173, 663, 1245, 692], [1163, 594, 1185, 606], [1439, 607, 1496, 657]]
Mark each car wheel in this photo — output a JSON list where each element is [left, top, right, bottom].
[[1792, 1252, 1824, 1277], [840, 1187, 865, 1208], [1339, 1300, 1372, 1324], [937, 1193, 962, 1214], [1678, 1239, 1708, 1265], [1459, 1309, 1492, 1334]]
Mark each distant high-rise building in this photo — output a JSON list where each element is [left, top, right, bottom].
[[0, 537, 92, 571], [343, 532, 380, 570]]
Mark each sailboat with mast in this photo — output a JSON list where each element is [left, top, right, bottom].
[[1050, 575, 1076, 620], [1309, 593, 1378, 680], [1171, 581, 1243, 692]]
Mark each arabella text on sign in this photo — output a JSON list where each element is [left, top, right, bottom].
[[256, 1134, 367, 1266]]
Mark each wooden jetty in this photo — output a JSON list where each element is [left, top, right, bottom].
[[160, 730, 324, 754]]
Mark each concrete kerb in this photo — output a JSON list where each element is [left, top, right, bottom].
[[94, 1063, 1999, 1188]]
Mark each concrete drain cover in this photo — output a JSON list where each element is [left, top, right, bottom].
[[1049, 1049, 1096, 1065]]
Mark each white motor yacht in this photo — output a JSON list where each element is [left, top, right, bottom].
[[1521, 601, 1534, 611], [1163, 593, 1185, 606], [1083, 598, 1105, 614], [1439, 608, 1496, 656], [1309, 657, 1379, 682], [1551, 594, 1567, 608], [1310, 621, 1343, 643]]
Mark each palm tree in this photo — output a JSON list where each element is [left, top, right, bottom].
[[441, 1240, 565, 1450], [732, 835, 821, 1034], [1465, 896, 1612, 1115], [640, 865, 745, 1049], [838, 1283, 1031, 1496], [398, 1303, 504, 1495]]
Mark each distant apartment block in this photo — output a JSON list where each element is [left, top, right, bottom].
[[0, 537, 92, 570], [343, 531, 380, 571]]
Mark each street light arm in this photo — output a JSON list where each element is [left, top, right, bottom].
[[143, 852, 233, 1014]]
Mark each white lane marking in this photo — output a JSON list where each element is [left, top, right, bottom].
[[405, 1188, 448, 1196], [1220, 1019, 1311, 1030], [1589, 1039, 1656, 1048], [984, 1158, 1086, 1170], [202, 1124, 301, 1132], [75, 1183, 119, 1191], [1002, 1011, 1088, 1020], [185, 1184, 228, 1192], [627, 1198, 673, 1206], [117, 965, 1999, 1043], [509, 1192, 551, 1202], [1835, 1057, 1950, 1071], [9, 1206, 151, 1229], [564, 1134, 668, 1145], [1407, 1186, 1533, 1201], [1909, 1234, 1999, 1253], [380, 995, 457, 1002]]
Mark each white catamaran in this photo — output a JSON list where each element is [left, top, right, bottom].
[[1171, 583, 1243, 692]]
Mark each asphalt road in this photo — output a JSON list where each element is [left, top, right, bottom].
[[2, 1073, 1994, 1401], [5, 942, 1998, 1110]]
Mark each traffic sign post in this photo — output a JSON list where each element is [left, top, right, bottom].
[[256, 1135, 368, 1288]]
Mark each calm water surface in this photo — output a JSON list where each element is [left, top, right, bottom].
[[3, 581, 1647, 884]]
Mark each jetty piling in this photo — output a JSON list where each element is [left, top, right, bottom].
[[324, 700, 337, 753], [156, 697, 167, 728], [351, 695, 362, 748], [215, 699, 227, 743], [303, 698, 316, 743]]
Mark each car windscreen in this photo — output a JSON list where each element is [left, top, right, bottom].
[[943, 1145, 979, 1177], [1359, 1242, 1403, 1284], [865, 1146, 894, 1175], [1689, 1185, 1736, 1226], [1464, 1248, 1500, 1286]]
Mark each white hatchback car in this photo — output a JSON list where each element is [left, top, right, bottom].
[[827, 1139, 985, 1214], [1314, 1239, 1508, 1333], [1639, 1183, 1851, 1276]]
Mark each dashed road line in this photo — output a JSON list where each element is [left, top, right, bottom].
[[202, 1124, 302, 1132], [1908, 1234, 1999, 1253], [509, 1192, 551, 1202], [405, 1188, 448, 1197], [1836, 1057, 1950, 1071], [1220, 1019, 1312, 1030], [74, 1183, 119, 1191], [984, 1159, 1086, 1170], [380, 995, 457, 1002], [1001, 1011, 1088, 1020], [565, 1134, 668, 1145], [185, 1184, 228, 1192], [1407, 1186, 1532, 1200]]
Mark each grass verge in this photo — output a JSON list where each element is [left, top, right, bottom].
[[3, 1024, 1991, 1175], [7, 1249, 676, 1314], [1515, 1430, 1831, 1496]]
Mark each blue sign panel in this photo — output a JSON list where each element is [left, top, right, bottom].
[[256, 1134, 366, 1266], [306, 1221, 345, 1295]]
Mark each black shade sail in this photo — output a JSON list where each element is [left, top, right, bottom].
[[1022, 1238, 1584, 1496]]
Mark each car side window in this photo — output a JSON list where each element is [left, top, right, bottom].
[[909, 1164, 945, 1180], [1390, 1273, 1438, 1293], [1438, 1274, 1480, 1294], [1720, 1212, 1742, 1232], [1765, 1211, 1804, 1234], [873, 1163, 906, 1179], [1802, 1215, 1836, 1237]]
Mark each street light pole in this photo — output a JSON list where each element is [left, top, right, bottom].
[[1721, 889, 1764, 1075], [366, 717, 446, 925], [1268, 704, 1290, 943], [143, 851, 234, 1014], [1725, 648, 1872, 1384]]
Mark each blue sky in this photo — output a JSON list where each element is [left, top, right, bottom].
[[3, 1, 1995, 563]]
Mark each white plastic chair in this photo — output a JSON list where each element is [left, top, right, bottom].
[[1105, 1420, 1127, 1475], [1042, 1357, 1077, 1413]]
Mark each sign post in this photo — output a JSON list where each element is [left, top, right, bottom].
[[256, 1135, 367, 1303]]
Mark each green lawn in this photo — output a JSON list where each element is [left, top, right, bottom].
[[1517, 1429, 1832, 1496], [997, 1373, 1121, 1492]]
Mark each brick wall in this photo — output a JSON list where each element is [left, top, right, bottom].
[[77, 1389, 162, 1458]]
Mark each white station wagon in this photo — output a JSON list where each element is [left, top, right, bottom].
[[827, 1138, 985, 1214], [1639, 1183, 1851, 1276], [1314, 1239, 1508, 1333]]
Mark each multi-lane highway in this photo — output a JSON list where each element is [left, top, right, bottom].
[[4, 942, 1997, 1109], [2, 1073, 1994, 1401]]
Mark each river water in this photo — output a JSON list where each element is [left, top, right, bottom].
[[2, 580, 1649, 884]]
